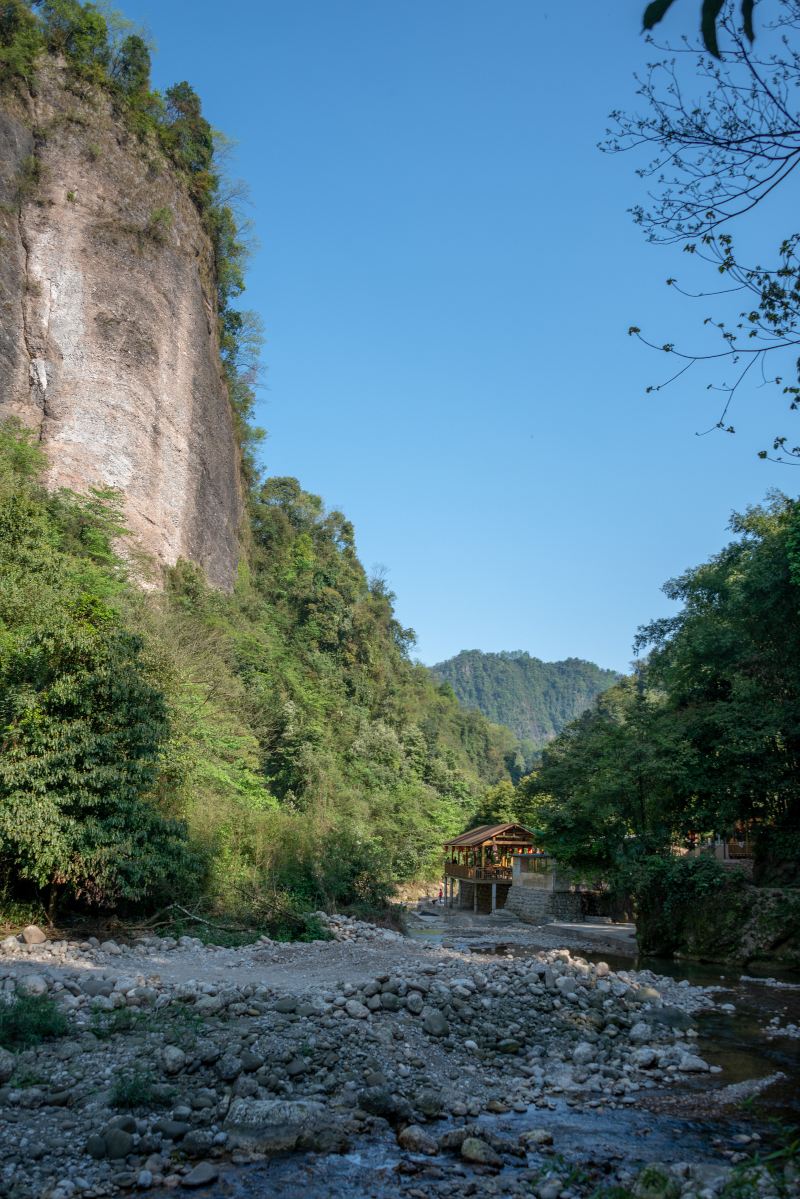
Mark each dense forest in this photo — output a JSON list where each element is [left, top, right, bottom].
[[0, 2, 523, 932], [511, 495, 800, 922], [0, 420, 523, 928], [431, 650, 618, 763]]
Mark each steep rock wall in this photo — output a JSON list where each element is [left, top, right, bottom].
[[0, 62, 242, 589]]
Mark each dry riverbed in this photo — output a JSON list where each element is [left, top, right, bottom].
[[0, 915, 795, 1199]]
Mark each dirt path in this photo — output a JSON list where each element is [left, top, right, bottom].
[[4, 911, 638, 997], [3, 910, 640, 998]]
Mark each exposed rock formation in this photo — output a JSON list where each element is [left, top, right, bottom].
[[0, 61, 242, 588]]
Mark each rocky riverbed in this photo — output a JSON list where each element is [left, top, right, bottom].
[[0, 916, 796, 1199]]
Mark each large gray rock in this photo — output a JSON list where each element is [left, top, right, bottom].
[[104, 1128, 133, 1159], [520, 1127, 554, 1147], [357, 1087, 415, 1126], [678, 1054, 710, 1073], [17, 973, 48, 996], [651, 1005, 694, 1031], [405, 991, 424, 1015], [415, 1088, 443, 1118], [216, 1054, 242, 1082], [182, 1162, 219, 1188], [461, 1136, 501, 1166], [397, 1125, 438, 1155], [161, 1046, 187, 1076], [423, 1010, 450, 1038], [572, 1041, 595, 1066], [224, 1098, 341, 1154], [21, 925, 47, 945], [81, 977, 114, 998]]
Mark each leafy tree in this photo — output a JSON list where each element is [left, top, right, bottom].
[[35, 0, 108, 74], [642, 0, 756, 58], [0, 421, 196, 914], [470, 779, 519, 826], [110, 32, 150, 95], [526, 679, 688, 874], [162, 80, 213, 177], [610, 1, 800, 460], [525, 494, 800, 879], [638, 493, 800, 837], [0, 0, 43, 84], [0, 625, 189, 910]]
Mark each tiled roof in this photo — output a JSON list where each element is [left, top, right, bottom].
[[443, 822, 535, 849]]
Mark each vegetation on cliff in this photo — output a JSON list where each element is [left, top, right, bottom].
[[431, 650, 618, 763], [0, 422, 521, 926], [1, 0, 262, 476]]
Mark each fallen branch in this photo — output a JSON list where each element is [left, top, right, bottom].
[[164, 903, 255, 934]]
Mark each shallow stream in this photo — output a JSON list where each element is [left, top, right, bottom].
[[175, 926, 800, 1198]]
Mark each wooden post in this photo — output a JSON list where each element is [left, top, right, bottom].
[[473, 882, 478, 913], [491, 883, 497, 913]]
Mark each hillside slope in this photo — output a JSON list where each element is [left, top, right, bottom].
[[432, 649, 619, 754], [0, 3, 523, 926]]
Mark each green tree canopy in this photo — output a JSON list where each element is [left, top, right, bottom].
[[526, 494, 800, 878], [0, 422, 197, 913]]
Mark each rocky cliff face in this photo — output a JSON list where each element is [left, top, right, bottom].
[[0, 62, 242, 589]]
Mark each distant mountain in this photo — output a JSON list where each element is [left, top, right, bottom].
[[431, 650, 620, 755]]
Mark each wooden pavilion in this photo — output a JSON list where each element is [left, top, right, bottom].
[[443, 822, 537, 914]]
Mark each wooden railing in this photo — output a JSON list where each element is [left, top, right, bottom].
[[445, 863, 513, 882]]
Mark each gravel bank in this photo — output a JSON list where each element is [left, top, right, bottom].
[[0, 918, 792, 1199]]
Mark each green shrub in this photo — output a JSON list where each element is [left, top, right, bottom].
[[110, 1068, 160, 1109], [38, 0, 109, 80], [14, 153, 42, 202], [623, 855, 739, 956], [146, 205, 172, 243], [0, 420, 202, 915], [0, 0, 44, 86], [0, 992, 67, 1050]]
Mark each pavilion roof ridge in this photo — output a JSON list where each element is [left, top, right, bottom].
[[442, 821, 536, 849]]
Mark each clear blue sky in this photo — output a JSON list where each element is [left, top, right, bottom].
[[119, 0, 797, 673]]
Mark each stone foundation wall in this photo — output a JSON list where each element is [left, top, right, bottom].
[[506, 887, 585, 926], [549, 892, 584, 921], [506, 888, 554, 925]]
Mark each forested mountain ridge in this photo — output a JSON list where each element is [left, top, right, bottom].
[[431, 649, 619, 755]]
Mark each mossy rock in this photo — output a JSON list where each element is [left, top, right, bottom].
[[642, 883, 800, 969]]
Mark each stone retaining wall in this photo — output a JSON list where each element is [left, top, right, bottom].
[[506, 888, 585, 926]]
